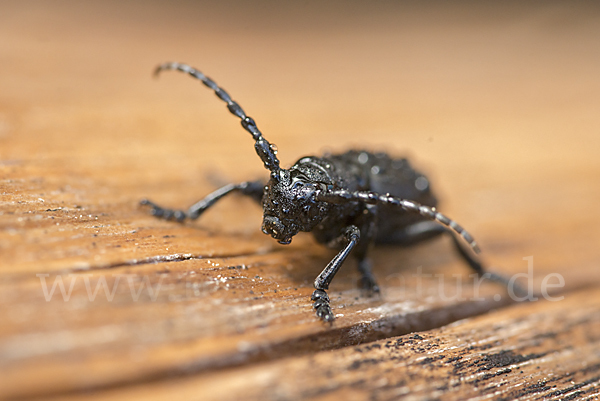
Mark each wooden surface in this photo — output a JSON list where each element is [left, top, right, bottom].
[[1, 1, 600, 400]]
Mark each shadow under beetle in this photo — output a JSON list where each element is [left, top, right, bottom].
[[141, 62, 513, 323]]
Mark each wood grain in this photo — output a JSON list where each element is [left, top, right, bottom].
[[53, 288, 600, 401], [1, 1, 600, 400]]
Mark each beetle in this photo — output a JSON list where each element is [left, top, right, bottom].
[[141, 62, 512, 322]]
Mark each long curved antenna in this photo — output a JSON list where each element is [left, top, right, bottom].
[[316, 189, 481, 254], [155, 62, 281, 179]]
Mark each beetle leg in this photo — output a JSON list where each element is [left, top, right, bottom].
[[140, 180, 263, 222], [357, 258, 380, 295], [384, 221, 525, 296], [447, 229, 525, 296], [353, 204, 380, 295], [312, 225, 360, 322]]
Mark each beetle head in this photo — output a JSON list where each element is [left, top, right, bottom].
[[261, 162, 333, 244]]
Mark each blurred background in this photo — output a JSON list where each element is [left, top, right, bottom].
[[2, 0, 599, 252]]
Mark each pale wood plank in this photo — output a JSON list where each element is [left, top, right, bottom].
[[54, 288, 600, 401]]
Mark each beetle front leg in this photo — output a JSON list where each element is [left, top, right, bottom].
[[312, 225, 360, 322], [140, 180, 264, 222]]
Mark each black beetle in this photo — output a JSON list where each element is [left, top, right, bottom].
[[142, 62, 511, 322]]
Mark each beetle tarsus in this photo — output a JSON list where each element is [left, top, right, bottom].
[[312, 289, 334, 322], [140, 199, 187, 222]]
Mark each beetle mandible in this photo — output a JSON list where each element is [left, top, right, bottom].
[[141, 62, 511, 322]]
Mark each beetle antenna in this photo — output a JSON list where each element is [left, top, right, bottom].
[[155, 62, 281, 179], [316, 189, 481, 254]]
